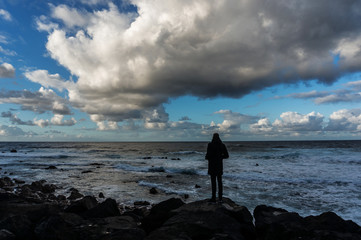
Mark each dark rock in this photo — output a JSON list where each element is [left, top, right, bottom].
[[254, 205, 361, 240], [89, 163, 105, 166], [67, 190, 84, 200], [0, 229, 15, 240], [0, 215, 34, 240], [81, 170, 93, 174], [13, 179, 25, 184], [45, 166, 57, 170], [143, 157, 152, 159], [99, 192, 105, 198], [171, 158, 181, 160], [134, 201, 150, 206], [0, 177, 14, 188], [65, 195, 98, 214], [141, 198, 185, 234], [166, 175, 173, 178], [57, 195, 66, 201], [10, 149, 17, 153], [149, 188, 158, 194], [35, 214, 77, 240], [82, 198, 121, 219], [42, 184, 57, 194], [145, 198, 255, 240], [195, 184, 201, 188]]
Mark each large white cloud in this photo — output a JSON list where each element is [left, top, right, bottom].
[[34, 0, 361, 124], [326, 109, 361, 132]]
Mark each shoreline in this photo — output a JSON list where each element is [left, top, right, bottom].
[[1, 176, 360, 240]]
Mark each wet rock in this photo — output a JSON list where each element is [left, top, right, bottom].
[[0, 177, 14, 188], [134, 201, 150, 206], [10, 149, 17, 153], [0, 229, 15, 240], [35, 214, 77, 240], [141, 198, 185, 234], [67, 189, 84, 200], [149, 188, 158, 194], [171, 158, 181, 160], [99, 192, 105, 198], [0, 215, 34, 240], [195, 184, 201, 188], [145, 198, 255, 240], [82, 198, 121, 219], [65, 195, 98, 214], [81, 170, 93, 174], [45, 165, 57, 170], [254, 205, 361, 240], [13, 179, 25, 184]]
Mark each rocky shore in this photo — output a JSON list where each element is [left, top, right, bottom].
[[1, 176, 360, 240]]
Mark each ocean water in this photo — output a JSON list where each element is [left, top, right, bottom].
[[0, 141, 360, 225]]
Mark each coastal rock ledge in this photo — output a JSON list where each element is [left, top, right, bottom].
[[1, 178, 361, 240]]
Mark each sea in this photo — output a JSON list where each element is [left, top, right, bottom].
[[0, 141, 360, 225]]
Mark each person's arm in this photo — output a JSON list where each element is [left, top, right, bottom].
[[222, 144, 229, 159], [205, 143, 210, 160]]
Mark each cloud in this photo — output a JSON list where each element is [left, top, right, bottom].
[[0, 9, 12, 21], [25, 70, 75, 91], [0, 125, 27, 137], [214, 110, 259, 133], [281, 79, 361, 104], [0, 63, 15, 78], [0, 87, 72, 115], [250, 111, 324, 136], [35, 0, 361, 123], [325, 109, 361, 131], [1, 111, 35, 126]]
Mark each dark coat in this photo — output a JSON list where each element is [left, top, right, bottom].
[[205, 141, 229, 176]]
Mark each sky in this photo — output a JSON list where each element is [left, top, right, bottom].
[[0, 0, 361, 141]]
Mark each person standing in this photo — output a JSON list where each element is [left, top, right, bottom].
[[205, 133, 229, 203]]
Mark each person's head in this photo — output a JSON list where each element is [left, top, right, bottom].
[[212, 133, 221, 143]]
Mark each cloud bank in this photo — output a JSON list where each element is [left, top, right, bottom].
[[30, 0, 361, 126]]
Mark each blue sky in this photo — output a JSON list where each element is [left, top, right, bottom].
[[1, 0, 361, 141]]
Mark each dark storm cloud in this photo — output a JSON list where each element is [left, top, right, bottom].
[[37, 0, 361, 122]]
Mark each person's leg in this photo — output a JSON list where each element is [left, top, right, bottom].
[[217, 174, 223, 201], [210, 175, 216, 201]]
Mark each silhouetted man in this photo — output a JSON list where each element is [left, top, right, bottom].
[[205, 133, 229, 203]]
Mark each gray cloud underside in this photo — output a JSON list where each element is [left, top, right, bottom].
[[0, 88, 72, 115], [32, 0, 361, 123]]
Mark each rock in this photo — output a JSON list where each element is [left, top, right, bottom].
[[99, 192, 105, 198], [35, 214, 77, 240], [67, 189, 84, 200], [42, 184, 57, 194], [81, 170, 93, 174], [65, 195, 98, 214], [254, 205, 361, 240], [195, 184, 201, 188], [141, 198, 185, 234], [9, 149, 17, 153], [145, 198, 255, 240], [82, 198, 121, 219], [0, 215, 34, 240], [149, 188, 158, 194], [134, 201, 150, 206], [45, 166, 57, 170], [13, 179, 25, 184], [0, 229, 15, 240], [0, 177, 14, 188]]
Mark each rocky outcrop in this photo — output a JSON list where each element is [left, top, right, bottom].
[[1, 176, 360, 240], [254, 205, 361, 240]]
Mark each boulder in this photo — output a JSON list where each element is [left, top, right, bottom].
[[0, 215, 34, 240], [145, 198, 255, 240], [35, 214, 77, 240], [82, 198, 121, 219], [141, 198, 185, 234], [0, 229, 15, 240], [254, 205, 361, 240], [65, 196, 98, 214]]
